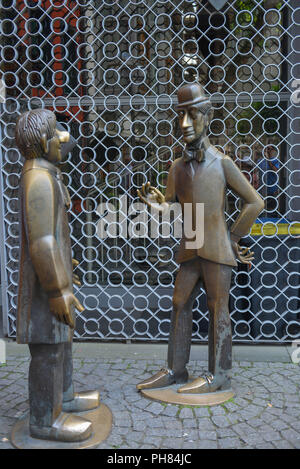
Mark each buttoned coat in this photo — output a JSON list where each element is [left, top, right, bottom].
[[17, 159, 74, 344]]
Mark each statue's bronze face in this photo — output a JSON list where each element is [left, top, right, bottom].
[[177, 105, 205, 145], [44, 129, 70, 164]]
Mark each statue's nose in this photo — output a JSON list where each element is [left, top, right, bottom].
[[57, 130, 70, 143], [182, 112, 192, 128]]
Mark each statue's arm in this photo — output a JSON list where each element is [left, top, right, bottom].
[[23, 169, 70, 298], [222, 156, 265, 242]]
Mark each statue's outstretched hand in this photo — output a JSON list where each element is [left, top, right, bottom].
[[231, 241, 254, 265], [49, 289, 84, 329], [137, 182, 165, 208]]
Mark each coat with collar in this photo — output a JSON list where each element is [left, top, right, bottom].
[[16, 159, 74, 344], [165, 144, 264, 267]]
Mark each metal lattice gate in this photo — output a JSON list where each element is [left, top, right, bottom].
[[0, 0, 299, 342]]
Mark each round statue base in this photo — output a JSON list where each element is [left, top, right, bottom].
[[141, 385, 234, 406], [11, 404, 112, 449]]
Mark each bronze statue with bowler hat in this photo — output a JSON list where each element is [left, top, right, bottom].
[[137, 83, 264, 394]]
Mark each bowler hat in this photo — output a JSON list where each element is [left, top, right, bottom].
[[176, 83, 210, 110]]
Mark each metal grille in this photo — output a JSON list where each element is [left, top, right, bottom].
[[0, 0, 299, 342]]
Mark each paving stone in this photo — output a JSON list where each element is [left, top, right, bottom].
[[239, 410, 260, 421], [161, 405, 179, 417], [149, 417, 165, 428], [133, 420, 146, 432], [234, 397, 251, 408], [197, 417, 216, 431], [145, 402, 164, 416], [130, 411, 148, 421], [115, 427, 129, 436], [281, 429, 300, 447], [223, 402, 240, 412], [211, 406, 226, 416], [148, 427, 171, 437], [179, 407, 194, 419], [0, 438, 13, 449], [126, 430, 145, 442], [290, 421, 300, 432], [160, 438, 183, 449], [260, 430, 282, 442], [182, 441, 204, 449], [218, 437, 243, 449], [1, 353, 300, 450], [270, 419, 289, 431], [163, 419, 182, 431], [226, 414, 240, 425], [193, 407, 210, 418], [246, 418, 265, 429], [135, 399, 152, 410], [239, 433, 264, 447], [182, 428, 198, 439], [198, 430, 217, 441], [211, 415, 231, 427], [139, 444, 157, 449], [273, 440, 294, 449], [181, 418, 197, 429], [278, 412, 298, 424], [0, 416, 16, 434], [254, 442, 275, 449], [232, 422, 255, 437], [217, 428, 236, 438], [196, 440, 218, 449]]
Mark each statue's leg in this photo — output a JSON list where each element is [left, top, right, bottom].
[[136, 257, 202, 390], [202, 260, 233, 389], [62, 340, 100, 412], [177, 260, 232, 394], [28, 343, 64, 428], [167, 257, 202, 382], [62, 340, 74, 404], [28, 342, 93, 442]]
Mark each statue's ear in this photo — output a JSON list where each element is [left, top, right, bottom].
[[41, 133, 49, 155], [206, 109, 214, 126]]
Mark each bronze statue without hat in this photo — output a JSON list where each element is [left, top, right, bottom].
[[137, 83, 264, 401], [11, 109, 112, 448]]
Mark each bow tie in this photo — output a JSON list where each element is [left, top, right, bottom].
[[183, 148, 205, 163]]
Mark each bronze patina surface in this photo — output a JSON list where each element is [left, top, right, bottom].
[[13, 109, 105, 444], [11, 404, 113, 449], [137, 83, 264, 396], [141, 387, 234, 407]]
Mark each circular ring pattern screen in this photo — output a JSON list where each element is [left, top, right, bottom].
[[0, 0, 299, 343]]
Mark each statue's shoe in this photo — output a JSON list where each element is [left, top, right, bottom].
[[30, 412, 92, 442], [177, 374, 229, 394], [136, 368, 188, 390], [63, 390, 100, 412]]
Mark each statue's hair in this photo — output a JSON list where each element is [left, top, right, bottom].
[[15, 108, 56, 159]]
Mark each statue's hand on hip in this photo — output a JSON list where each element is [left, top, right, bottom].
[[231, 240, 254, 265], [137, 182, 166, 212], [49, 289, 84, 328]]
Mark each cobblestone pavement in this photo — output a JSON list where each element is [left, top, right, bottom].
[[0, 355, 300, 449]]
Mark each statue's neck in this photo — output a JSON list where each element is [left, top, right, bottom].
[[23, 158, 60, 175]]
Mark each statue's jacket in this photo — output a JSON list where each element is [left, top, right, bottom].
[[165, 144, 264, 267], [17, 158, 74, 344]]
